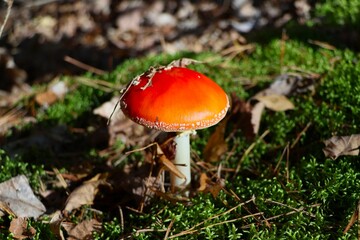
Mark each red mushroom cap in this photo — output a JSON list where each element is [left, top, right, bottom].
[[120, 67, 229, 132]]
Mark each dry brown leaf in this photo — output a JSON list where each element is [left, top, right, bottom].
[[254, 94, 294, 111], [0, 175, 46, 218], [35, 81, 68, 107], [323, 134, 360, 160], [151, 187, 190, 204], [229, 93, 257, 141], [197, 173, 225, 198], [64, 173, 110, 212], [198, 173, 208, 192], [257, 73, 319, 97], [93, 96, 153, 147], [35, 91, 58, 106], [62, 219, 102, 240], [156, 143, 186, 180], [9, 218, 36, 240], [49, 210, 65, 240], [203, 118, 228, 162]]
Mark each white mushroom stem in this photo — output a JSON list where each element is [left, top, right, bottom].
[[171, 130, 196, 191]]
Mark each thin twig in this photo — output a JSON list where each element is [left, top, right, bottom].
[[64, 56, 106, 75], [0, 0, 13, 38], [74, 76, 117, 92], [234, 129, 270, 177], [291, 122, 312, 149], [265, 199, 317, 218], [164, 219, 175, 240], [118, 206, 124, 238], [241, 203, 321, 229], [274, 143, 289, 175]]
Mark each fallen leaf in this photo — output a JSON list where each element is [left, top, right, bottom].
[[0, 175, 46, 218], [323, 134, 360, 160], [35, 81, 68, 107], [9, 217, 36, 240], [198, 173, 208, 192], [229, 93, 257, 141], [49, 210, 65, 240], [93, 96, 154, 147], [251, 102, 265, 135], [62, 219, 102, 240], [35, 91, 58, 106], [257, 73, 319, 97], [197, 173, 225, 198], [253, 94, 295, 111], [64, 173, 110, 212], [203, 118, 228, 162], [154, 141, 186, 180], [159, 154, 186, 180]]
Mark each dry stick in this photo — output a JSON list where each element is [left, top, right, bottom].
[[0, 0, 13, 38], [164, 219, 175, 240], [291, 122, 312, 149], [286, 141, 290, 182], [118, 206, 124, 237], [64, 56, 106, 75], [229, 189, 270, 228], [280, 29, 288, 72], [273, 143, 289, 175], [74, 76, 116, 93], [265, 199, 317, 218], [234, 129, 270, 177], [241, 203, 321, 229], [343, 199, 360, 235]]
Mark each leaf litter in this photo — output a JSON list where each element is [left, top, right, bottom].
[[323, 134, 360, 160], [0, 175, 45, 219], [9, 217, 36, 240]]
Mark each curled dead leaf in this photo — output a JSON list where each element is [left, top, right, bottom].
[[155, 142, 186, 180], [9, 218, 36, 240], [323, 134, 360, 160], [0, 175, 46, 219], [197, 173, 225, 198], [49, 210, 65, 240], [253, 94, 295, 112], [203, 118, 228, 162], [229, 93, 257, 140], [64, 173, 110, 212], [62, 219, 102, 240]]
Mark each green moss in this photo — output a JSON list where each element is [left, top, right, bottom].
[[0, 149, 45, 189], [314, 0, 360, 26], [3, 37, 360, 239]]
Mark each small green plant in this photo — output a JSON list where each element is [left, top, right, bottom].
[[314, 0, 360, 26], [0, 149, 45, 189]]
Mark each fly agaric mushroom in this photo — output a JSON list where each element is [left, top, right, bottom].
[[120, 62, 229, 192]]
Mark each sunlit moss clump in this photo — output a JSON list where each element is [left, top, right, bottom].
[[314, 0, 360, 26]]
